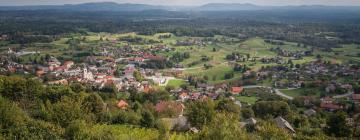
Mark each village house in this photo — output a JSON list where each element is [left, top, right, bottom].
[[63, 61, 74, 69], [178, 92, 189, 102], [117, 100, 128, 110], [231, 86, 244, 95], [0, 35, 8, 40], [36, 68, 45, 77], [351, 94, 360, 104], [304, 109, 317, 117], [274, 116, 296, 133], [320, 97, 343, 111], [299, 96, 315, 106]]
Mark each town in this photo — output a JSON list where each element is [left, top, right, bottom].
[[0, 2, 360, 140]]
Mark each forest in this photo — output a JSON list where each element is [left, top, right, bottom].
[[1, 10, 360, 47]]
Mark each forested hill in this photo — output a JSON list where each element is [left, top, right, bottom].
[[0, 2, 166, 11], [1, 2, 360, 12]]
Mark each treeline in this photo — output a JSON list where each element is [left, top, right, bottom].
[[1, 10, 360, 47]]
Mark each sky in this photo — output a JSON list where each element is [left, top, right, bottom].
[[1, 0, 360, 6]]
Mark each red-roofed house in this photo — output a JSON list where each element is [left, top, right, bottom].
[[320, 96, 342, 111], [231, 87, 244, 94], [352, 94, 360, 104], [320, 102, 343, 111], [63, 61, 74, 69], [178, 92, 189, 102], [36, 69, 45, 77], [117, 100, 129, 110], [144, 54, 166, 61], [142, 85, 152, 93]]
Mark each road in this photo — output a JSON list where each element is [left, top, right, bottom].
[[243, 85, 295, 100], [333, 91, 354, 99]]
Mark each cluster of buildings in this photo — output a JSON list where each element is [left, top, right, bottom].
[[270, 47, 312, 59], [1, 44, 177, 93], [0, 34, 8, 41], [257, 61, 359, 89]]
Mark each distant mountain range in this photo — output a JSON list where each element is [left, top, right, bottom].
[[197, 3, 263, 11], [0, 2, 166, 11], [0, 2, 360, 11]]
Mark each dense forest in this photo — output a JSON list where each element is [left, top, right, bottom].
[[1, 10, 360, 47]]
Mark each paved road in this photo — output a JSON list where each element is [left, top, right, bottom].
[[333, 91, 354, 99], [243, 85, 294, 100], [274, 89, 294, 100]]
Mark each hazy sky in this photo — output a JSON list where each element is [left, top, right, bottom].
[[1, 0, 360, 6]]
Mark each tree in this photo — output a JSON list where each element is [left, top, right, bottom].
[[112, 110, 141, 125], [326, 111, 352, 137], [0, 96, 63, 139], [252, 101, 290, 118], [288, 60, 294, 68], [224, 72, 234, 79], [133, 70, 144, 82], [241, 108, 255, 119], [144, 90, 171, 104], [65, 120, 91, 140], [51, 96, 87, 127], [70, 83, 85, 93], [216, 99, 241, 114], [140, 110, 155, 128], [82, 93, 104, 115], [195, 113, 248, 140], [0, 76, 37, 101], [256, 122, 292, 140], [187, 100, 215, 129], [0, 96, 28, 130]]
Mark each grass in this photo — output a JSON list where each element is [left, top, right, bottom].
[[167, 79, 187, 88], [183, 63, 240, 84], [177, 37, 316, 83], [280, 88, 322, 98], [235, 95, 259, 105]]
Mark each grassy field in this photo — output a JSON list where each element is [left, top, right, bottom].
[[178, 37, 316, 83], [166, 79, 187, 88], [280, 88, 322, 97], [235, 95, 259, 105]]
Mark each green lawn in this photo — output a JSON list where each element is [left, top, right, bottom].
[[235, 95, 259, 105], [166, 79, 187, 88], [280, 88, 322, 98]]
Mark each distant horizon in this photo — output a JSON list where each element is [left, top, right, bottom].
[[1, 0, 360, 7]]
